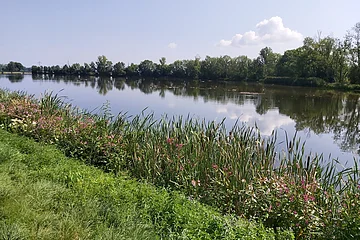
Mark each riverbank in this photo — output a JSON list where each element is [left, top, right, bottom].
[[24, 73, 360, 93], [0, 88, 359, 239], [263, 76, 360, 92], [0, 72, 32, 75], [0, 129, 287, 239]]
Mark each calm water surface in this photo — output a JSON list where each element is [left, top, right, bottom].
[[1, 74, 359, 165]]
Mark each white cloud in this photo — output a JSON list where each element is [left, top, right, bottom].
[[168, 42, 177, 49], [214, 103, 294, 136], [218, 16, 303, 47], [168, 102, 176, 108], [216, 107, 228, 113]]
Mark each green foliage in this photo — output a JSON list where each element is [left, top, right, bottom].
[[264, 77, 326, 87], [0, 64, 7, 72], [0, 129, 286, 239], [0, 89, 359, 239], [5, 61, 25, 72], [96, 55, 113, 76], [24, 22, 360, 87], [139, 60, 156, 77], [113, 61, 126, 77]]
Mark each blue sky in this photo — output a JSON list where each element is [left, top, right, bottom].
[[1, 0, 359, 67]]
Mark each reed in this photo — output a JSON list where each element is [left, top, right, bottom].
[[0, 88, 359, 239]]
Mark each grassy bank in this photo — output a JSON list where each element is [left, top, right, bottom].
[[0, 88, 359, 239], [0, 129, 288, 239], [263, 76, 360, 92]]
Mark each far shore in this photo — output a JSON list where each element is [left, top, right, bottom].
[[0, 71, 32, 75]]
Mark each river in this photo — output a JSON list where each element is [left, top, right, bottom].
[[1, 74, 359, 165]]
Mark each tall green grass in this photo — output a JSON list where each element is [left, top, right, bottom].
[[0, 129, 289, 239], [0, 88, 359, 239]]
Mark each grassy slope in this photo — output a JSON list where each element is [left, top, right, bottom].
[[0, 130, 288, 240]]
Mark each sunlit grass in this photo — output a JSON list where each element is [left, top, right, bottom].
[[0, 88, 359, 239], [0, 129, 287, 240]]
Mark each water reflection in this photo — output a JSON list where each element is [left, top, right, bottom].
[[7, 74, 24, 83], [122, 78, 360, 154], [2, 75, 360, 157]]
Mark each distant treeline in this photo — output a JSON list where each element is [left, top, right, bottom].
[[0, 62, 27, 73], [14, 22, 360, 85]]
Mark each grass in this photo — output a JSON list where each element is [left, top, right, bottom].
[[263, 77, 326, 87], [0, 88, 359, 239], [0, 130, 157, 239], [0, 129, 290, 240], [263, 76, 360, 93]]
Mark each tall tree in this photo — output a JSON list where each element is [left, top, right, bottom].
[[5, 61, 24, 72], [0, 64, 6, 72], [113, 62, 126, 76], [332, 39, 350, 83], [69, 63, 81, 75], [96, 55, 113, 76], [138, 60, 156, 77], [157, 57, 170, 77], [347, 22, 360, 84], [125, 63, 139, 77], [259, 47, 281, 77]]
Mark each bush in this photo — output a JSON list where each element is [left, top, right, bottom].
[[263, 77, 326, 87]]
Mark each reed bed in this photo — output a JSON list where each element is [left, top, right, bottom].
[[0, 88, 359, 239]]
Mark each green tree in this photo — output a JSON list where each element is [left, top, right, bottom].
[[69, 63, 81, 75], [259, 47, 281, 77], [96, 55, 113, 76], [157, 57, 170, 77], [332, 39, 350, 83], [0, 64, 6, 72], [347, 22, 360, 84], [201, 56, 220, 80], [169, 60, 186, 78], [249, 57, 265, 81], [5, 61, 25, 72], [31, 65, 42, 74], [276, 49, 299, 77], [62, 64, 70, 75], [218, 55, 232, 79], [230, 55, 252, 81], [138, 60, 156, 77], [90, 61, 97, 73], [184, 57, 201, 79], [125, 63, 139, 77], [113, 62, 126, 77], [82, 63, 94, 75]]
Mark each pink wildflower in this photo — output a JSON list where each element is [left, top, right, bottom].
[[191, 180, 197, 187], [176, 143, 183, 149], [191, 180, 200, 187]]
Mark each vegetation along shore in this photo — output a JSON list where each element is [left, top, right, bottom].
[[0, 127, 298, 239], [0, 88, 359, 239], [2, 22, 360, 91]]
